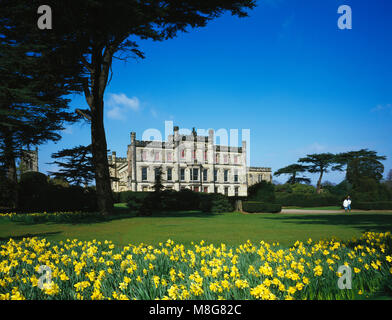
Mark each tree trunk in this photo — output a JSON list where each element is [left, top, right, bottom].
[[3, 127, 17, 183], [316, 170, 324, 194], [87, 46, 114, 216], [90, 103, 113, 215], [2, 128, 18, 207]]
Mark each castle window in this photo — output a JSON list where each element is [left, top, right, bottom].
[[214, 169, 218, 182], [224, 187, 229, 196], [204, 151, 207, 162], [154, 168, 161, 180], [234, 169, 238, 182], [224, 154, 228, 164], [235, 187, 239, 197], [203, 186, 209, 193], [167, 168, 172, 181], [142, 167, 147, 181], [215, 154, 219, 164], [142, 150, 147, 161], [181, 149, 185, 159], [155, 152, 160, 161], [180, 168, 185, 181], [234, 155, 238, 164], [203, 169, 208, 182], [192, 168, 199, 181], [167, 152, 172, 162], [224, 170, 229, 182]]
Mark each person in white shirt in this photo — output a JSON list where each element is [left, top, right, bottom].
[[347, 196, 352, 212], [343, 198, 349, 212]]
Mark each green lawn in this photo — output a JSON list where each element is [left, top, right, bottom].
[[1, 204, 392, 247]]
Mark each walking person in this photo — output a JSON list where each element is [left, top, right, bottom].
[[343, 197, 349, 213], [347, 196, 352, 213]]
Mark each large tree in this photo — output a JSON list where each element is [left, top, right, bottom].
[[1, 0, 256, 215], [0, 37, 82, 184], [298, 153, 340, 194], [335, 149, 387, 188], [48, 145, 95, 187], [274, 164, 310, 184]]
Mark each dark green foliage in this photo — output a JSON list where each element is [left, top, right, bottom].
[[48, 145, 94, 187], [335, 149, 387, 188], [45, 185, 97, 212], [242, 201, 282, 213], [17, 172, 97, 212], [173, 189, 201, 211], [1, 0, 256, 215], [298, 153, 341, 193], [248, 181, 276, 203], [0, 175, 18, 207], [275, 193, 342, 207], [274, 164, 310, 184], [321, 180, 353, 198], [199, 193, 234, 213], [352, 201, 392, 210], [112, 192, 121, 203], [18, 172, 49, 210], [125, 189, 234, 214], [120, 191, 150, 204]]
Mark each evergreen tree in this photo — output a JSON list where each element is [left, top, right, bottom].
[[0, 28, 82, 184], [335, 149, 387, 188], [298, 153, 341, 194], [1, 0, 256, 215], [48, 145, 95, 187], [274, 164, 310, 184]]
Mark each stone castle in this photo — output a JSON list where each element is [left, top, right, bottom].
[[109, 126, 271, 196]]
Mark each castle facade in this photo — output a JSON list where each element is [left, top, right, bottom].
[[109, 126, 271, 197]]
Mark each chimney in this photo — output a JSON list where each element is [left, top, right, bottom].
[[174, 126, 179, 142], [130, 132, 136, 145]]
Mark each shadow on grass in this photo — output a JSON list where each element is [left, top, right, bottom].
[[8, 209, 218, 226], [0, 231, 62, 242], [258, 213, 392, 234]]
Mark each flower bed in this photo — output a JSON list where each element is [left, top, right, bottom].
[[0, 232, 391, 300]]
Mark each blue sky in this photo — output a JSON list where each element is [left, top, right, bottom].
[[39, 0, 392, 185]]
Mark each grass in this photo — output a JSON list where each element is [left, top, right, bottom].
[[1, 204, 392, 247]]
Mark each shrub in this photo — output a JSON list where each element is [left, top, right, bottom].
[[125, 192, 150, 214], [275, 193, 341, 207], [18, 172, 49, 211], [199, 193, 234, 213], [112, 192, 120, 203], [243, 201, 282, 213], [0, 175, 18, 208], [17, 172, 97, 212], [352, 201, 392, 210], [291, 183, 316, 194], [248, 181, 276, 203]]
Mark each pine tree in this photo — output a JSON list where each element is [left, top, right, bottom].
[[2, 0, 256, 214]]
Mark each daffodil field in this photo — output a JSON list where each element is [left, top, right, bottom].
[[1, 232, 391, 300]]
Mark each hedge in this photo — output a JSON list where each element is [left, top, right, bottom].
[[352, 201, 392, 210], [16, 172, 97, 212], [118, 191, 150, 204], [275, 193, 341, 207], [199, 193, 234, 213], [125, 190, 234, 215], [242, 201, 282, 213]]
